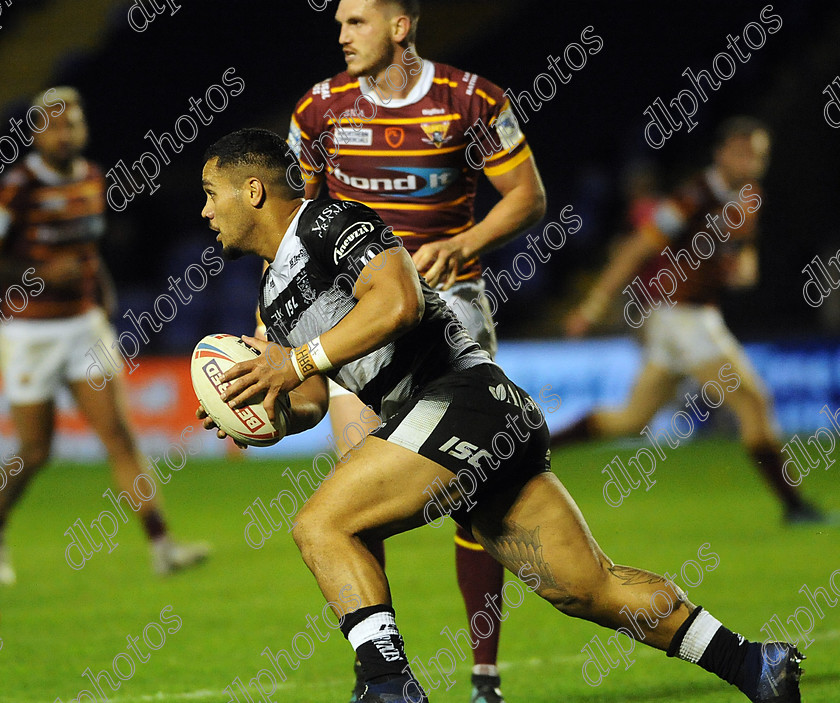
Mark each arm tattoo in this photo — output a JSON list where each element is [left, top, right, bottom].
[[608, 565, 667, 585]]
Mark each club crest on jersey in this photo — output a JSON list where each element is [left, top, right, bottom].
[[420, 121, 452, 148], [385, 127, 405, 148]]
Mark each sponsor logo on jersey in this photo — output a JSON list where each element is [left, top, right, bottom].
[[312, 201, 355, 235], [335, 127, 373, 146], [334, 221, 375, 264], [288, 249, 310, 269], [488, 382, 526, 408], [464, 73, 479, 96], [495, 105, 525, 152], [422, 107, 446, 116], [333, 166, 459, 198], [385, 127, 405, 148], [314, 79, 331, 100], [420, 121, 452, 148]]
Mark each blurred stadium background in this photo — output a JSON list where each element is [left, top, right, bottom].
[[1, 0, 839, 458]]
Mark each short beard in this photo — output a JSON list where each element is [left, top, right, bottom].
[[347, 36, 395, 79], [222, 245, 246, 260]]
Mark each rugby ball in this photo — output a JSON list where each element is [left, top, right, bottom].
[[190, 333, 288, 446]]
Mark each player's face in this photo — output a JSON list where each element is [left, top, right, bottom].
[[201, 160, 252, 260], [33, 103, 88, 169], [335, 0, 395, 78], [716, 130, 771, 188]]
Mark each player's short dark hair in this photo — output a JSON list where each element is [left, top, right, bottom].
[[714, 116, 769, 147], [378, 0, 420, 44], [204, 128, 304, 196]]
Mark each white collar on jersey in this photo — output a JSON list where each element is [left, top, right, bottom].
[[704, 166, 739, 202], [269, 199, 312, 284], [358, 59, 435, 109], [25, 152, 87, 185]]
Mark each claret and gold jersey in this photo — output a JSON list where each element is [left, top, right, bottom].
[[0, 153, 106, 319], [289, 60, 532, 281]]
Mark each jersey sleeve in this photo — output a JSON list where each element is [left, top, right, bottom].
[[467, 74, 532, 178], [288, 80, 330, 181], [309, 202, 401, 288]]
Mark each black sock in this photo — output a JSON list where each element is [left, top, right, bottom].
[[142, 510, 167, 540], [341, 604, 409, 683], [667, 606, 758, 697]]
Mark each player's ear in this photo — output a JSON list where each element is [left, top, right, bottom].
[[246, 177, 267, 207], [392, 13, 411, 43]]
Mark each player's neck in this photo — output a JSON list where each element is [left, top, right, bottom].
[[38, 152, 78, 177], [260, 198, 305, 262], [368, 47, 423, 102]]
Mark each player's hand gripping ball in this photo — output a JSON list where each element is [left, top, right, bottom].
[[191, 334, 289, 446]]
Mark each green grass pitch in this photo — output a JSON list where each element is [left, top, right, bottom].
[[1, 437, 838, 702]]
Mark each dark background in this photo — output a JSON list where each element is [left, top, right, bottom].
[[2, 0, 839, 350]]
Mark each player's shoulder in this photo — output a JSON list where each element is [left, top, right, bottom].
[[432, 62, 507, 109], [296, 71, 360, 113], [299, 198, 382, 241], [0, 162, 31, 190]]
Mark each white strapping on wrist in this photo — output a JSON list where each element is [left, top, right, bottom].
[[307, 336, 333, 372], [289, 349, 305, 382]]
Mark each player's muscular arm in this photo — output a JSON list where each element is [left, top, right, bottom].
[[285, 376, 329, 433], [413, 156, 546, 290], [320, 246, 424, 363], [565, 231, 662, 336], [222, 248, 423, 412]]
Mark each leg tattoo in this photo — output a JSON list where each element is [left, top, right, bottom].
[[492, 522, 562, 592]]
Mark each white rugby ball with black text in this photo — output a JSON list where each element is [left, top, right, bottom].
[[190, 333, 287, 446]]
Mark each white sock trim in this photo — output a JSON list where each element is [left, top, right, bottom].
[[472, 664, 499, 677], [678, 610, 723, 663], [347, 611, 399, 651]]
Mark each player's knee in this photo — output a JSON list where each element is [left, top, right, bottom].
[[547, 571, 609, 616], [291, 506, 332, 559], [549, 588, 597, 616]]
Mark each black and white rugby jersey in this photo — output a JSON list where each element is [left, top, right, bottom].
[[258, 198, 491, 420]]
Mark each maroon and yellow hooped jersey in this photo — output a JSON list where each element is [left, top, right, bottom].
[[289, 60, 532, 281], [0, 153, 106, 319]]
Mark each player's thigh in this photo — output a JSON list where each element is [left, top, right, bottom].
[[328, 381, 380, 455], [62, 308, 135, 445], [0, 318, 66, 407], [689, 351, 774, 442], [469, 471, 609, 604], [295, 434, 462, 542], [438, 279, 497, 358], [597, 361, 678, 433]]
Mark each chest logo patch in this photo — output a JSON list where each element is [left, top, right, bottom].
[[420, 121, 452, 148], [385, 127, 405, 148]]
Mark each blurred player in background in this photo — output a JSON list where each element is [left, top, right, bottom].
[[287, 1, 546, 700], [558, 116, 824, 524], [0, 87, 209, 583]]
